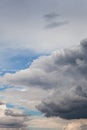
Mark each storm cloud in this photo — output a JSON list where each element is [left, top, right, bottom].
[[1, 39, 87, 119], [37, 86, 87, 119]]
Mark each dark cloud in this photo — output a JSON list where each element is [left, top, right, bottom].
[[37, 86, 87, 119], [0, 121, 25, 128], [44, 12, 60, 21], [43, 12, 69, 29], [0, 117, 27, 128], [36, 39, 87, 119], [45, 21, 69, 29], [0, 102, 29, 129]]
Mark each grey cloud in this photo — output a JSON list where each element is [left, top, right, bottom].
[[5, 109, 27, 117], [80, 124, 87, 130], [45, 21, 69, 29], [37, 86, 87, 119], [1, 39, 87, 119], [0, 121, 25, 128], [36, 39, 87, 119], [0, 102, 29, 129], [1, 39, 87, 89], [0, 115, 28, 128], [0, 117, 28, 129], [44, 12, 60, 21]]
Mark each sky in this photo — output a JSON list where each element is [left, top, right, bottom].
[[1, 0, 87, 129]]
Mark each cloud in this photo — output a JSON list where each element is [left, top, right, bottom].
[[0, 0, 87, 54], [1, 39, 87, 89], [45, 21, 69, 29], [0, 102, 29, 128], [43, 12, 69, 29], [80, 124, 87, 130], [1, 39, 87, 119], [28, 117, 67, 129], [0, 87, 48, 110], [64, 119, 87, 130], [44, 12, 60, 21], [37, 39, 87, 119], [28, 116, 87, 130], [37, 86, 87, 119]]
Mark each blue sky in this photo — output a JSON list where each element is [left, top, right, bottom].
[[0, 48, 42, 76]]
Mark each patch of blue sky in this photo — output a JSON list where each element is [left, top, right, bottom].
[[0, 85, 13, 92], [6, 103, 15, 109], [8, 50, 45, 70], [0, 49, 44, 76], [0, 70, 16, 76]]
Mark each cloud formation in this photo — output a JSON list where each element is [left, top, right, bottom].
[[44, 12, 69, 29], [0, 102, 29, 128], [1, 39, 87, 119], [64, 119, 87, 130], [44, 12, 60, 21], [45, 21, 69, 29], [37, 39, 87, 119], [37, 86, 87, 119]]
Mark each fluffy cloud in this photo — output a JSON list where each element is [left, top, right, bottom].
[[1, 39, 87, 89], [37, 86, 87, 119], [37, 39, 87, 119], [1, 39, 87, 119]]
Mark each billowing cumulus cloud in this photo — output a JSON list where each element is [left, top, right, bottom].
[[37, 86, 87, 119], [1, 39, 87, 88], [1, 39, 87, 119]]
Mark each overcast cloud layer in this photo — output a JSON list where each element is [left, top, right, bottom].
[[1, 0, 87, 53], [1, 39, 87, 119]]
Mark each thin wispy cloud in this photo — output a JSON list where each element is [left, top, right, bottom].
[[45, 21, 69, 29], [44, 12, 60, 21], [43, 12, 69, 29]]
